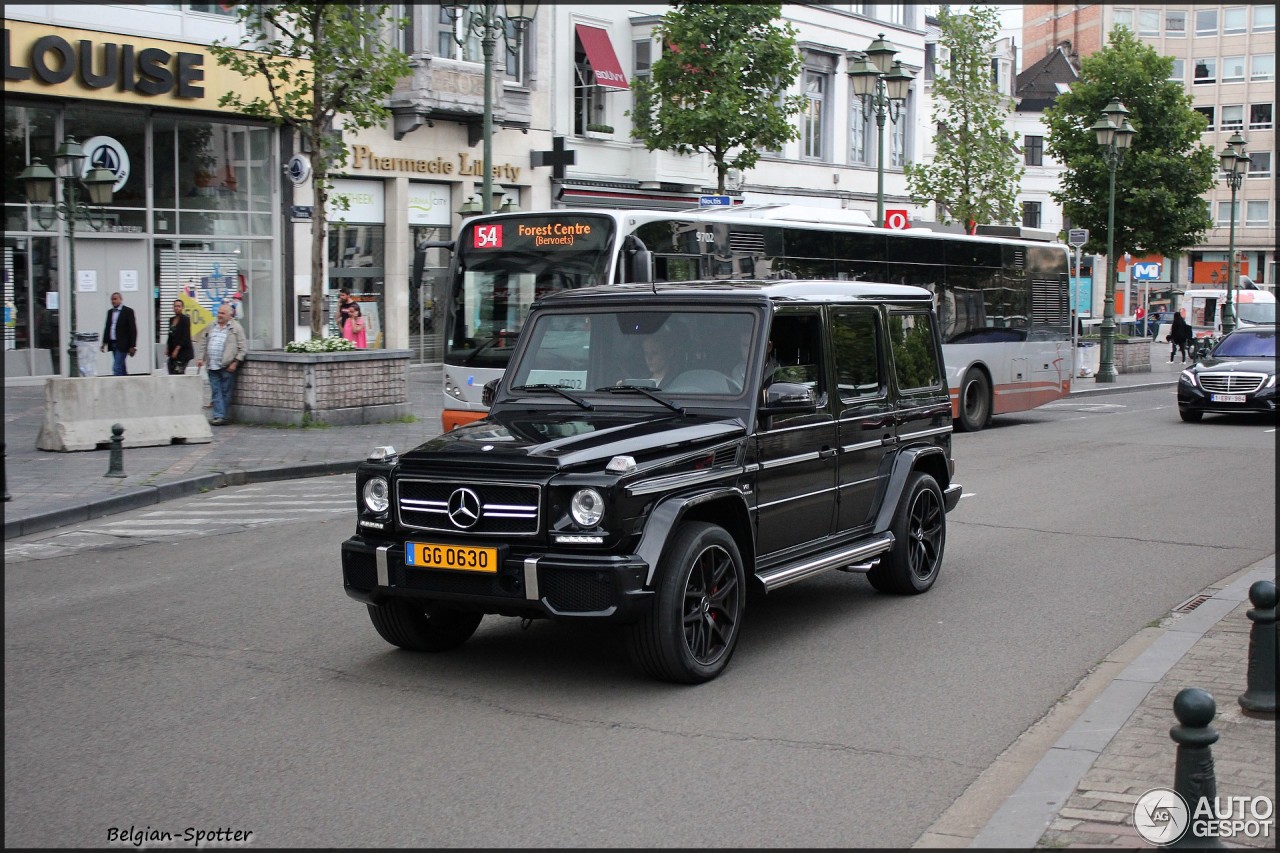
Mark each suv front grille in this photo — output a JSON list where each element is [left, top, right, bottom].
[[397, 478, 540, 535], [1200, 373, 1265, 394]]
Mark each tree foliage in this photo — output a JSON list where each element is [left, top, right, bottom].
[[210, 5, 410, 338], [905, 6, 1022, 228], [1043, 27, 1215, 260], [629, 3, 806, 193]]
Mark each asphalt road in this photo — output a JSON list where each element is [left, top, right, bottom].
[[4, 386, 1275, 848]]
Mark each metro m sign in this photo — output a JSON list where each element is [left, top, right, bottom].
[[884, 209, 910, 230], [1131, 262, 1162, 281]]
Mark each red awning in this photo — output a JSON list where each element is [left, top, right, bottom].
[[575, 24, 629, 90]]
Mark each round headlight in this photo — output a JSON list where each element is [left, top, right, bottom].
[[570, 488, 605, 527], [363, 476, 390, 513]]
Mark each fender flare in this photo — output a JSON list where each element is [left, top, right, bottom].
[[634, 486, 751, 587], [872, 445, 949, 535]]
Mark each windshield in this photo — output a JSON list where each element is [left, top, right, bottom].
[[447, 215, 617, 368], [507, 309, 759, 398], [1212, 329, 1277, 359], [1237, 302, 1277, 325]]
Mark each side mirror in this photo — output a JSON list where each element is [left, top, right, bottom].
[[481, 378, 500, 407], [761, 381, 818, 414]]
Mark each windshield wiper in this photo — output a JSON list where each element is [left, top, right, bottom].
[[596, 384, 685, 414], [509, 384, 593, 410]]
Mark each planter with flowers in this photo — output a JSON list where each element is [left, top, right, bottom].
[[231, 336, 413, 425]]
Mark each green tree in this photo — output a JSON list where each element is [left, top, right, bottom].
[[629, 3, 806, 194], [1043, 27, 1215, 263], [905, 6, 1022, 229], [210, 4, 410, 339]]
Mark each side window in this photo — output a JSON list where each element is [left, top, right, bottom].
[[888, 312, 943, 390], [832, 307, 884, 404], [767, 312, 826, 397]]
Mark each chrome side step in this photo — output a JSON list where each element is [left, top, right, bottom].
[[755, 534, 895, 592]]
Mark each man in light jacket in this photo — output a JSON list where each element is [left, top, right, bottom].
[[196, 303, 248, 425]]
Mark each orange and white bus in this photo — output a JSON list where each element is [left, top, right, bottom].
[[423, 206, 1072, 433]]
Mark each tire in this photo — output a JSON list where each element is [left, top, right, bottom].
[[956, 368, 991, 433], [626, 522, 746, 684], [868, 472, 945, 595], [367, 599, 482, 652], [1178, 407, 1203, 423]]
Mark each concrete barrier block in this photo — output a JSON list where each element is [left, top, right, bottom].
[[36, 376, 212, 452]]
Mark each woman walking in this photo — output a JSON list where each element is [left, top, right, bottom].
[[1169, 309, 1193, 363], [166, 299, 194, 374]]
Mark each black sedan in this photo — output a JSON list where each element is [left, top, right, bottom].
[[1177, 325, 1277, 422]]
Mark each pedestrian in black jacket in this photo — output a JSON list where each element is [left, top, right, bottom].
[[1169, 309, 1193, 363], [166, 299, 194, 374], [101, 291, 138, 376]]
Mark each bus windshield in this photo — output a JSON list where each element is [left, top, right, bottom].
[[448, 214, 616, 368]]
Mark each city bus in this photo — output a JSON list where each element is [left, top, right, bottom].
[[422, 205, 1072, 433]]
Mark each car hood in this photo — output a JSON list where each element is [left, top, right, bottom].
[[400, 410, 747, 472], [1192, 355, 1277, 372]]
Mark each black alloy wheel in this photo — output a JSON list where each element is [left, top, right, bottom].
[[868, 472, 945, 595]]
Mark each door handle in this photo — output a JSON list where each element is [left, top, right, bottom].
[[819, 447, 837, 459]]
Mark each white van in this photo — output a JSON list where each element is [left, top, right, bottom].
[[1182, 281, 1276, 338]]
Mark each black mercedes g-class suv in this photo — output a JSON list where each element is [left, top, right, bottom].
[[341, 280, 962, 683]]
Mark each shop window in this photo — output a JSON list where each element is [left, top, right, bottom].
[[1024, 135, 1043, 166], [62, 104, 147, 210]]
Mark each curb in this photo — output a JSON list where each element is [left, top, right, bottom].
[[3, 459, 364, 540], [1067, 377, 1175, 399]]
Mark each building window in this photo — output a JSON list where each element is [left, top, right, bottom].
[[1166, 10, 1186, 36], [1113, 10, 1134, 30], [1022, 201, 1042, 229], [889, 92, 910, 168], [802, 70, 828, 160], [573, 35, 607, 135], [502, 17, 531, 84], [1169, 58, 1185, 81], [1139, 10, 1160, 36], [849, 104, 870, 164], [1193, 106, 1214, 130], [1222, 56, 1246, 82], [1255, 5, 1276, 32], [1195, 9, 1217, 36], [1223, 7, 1248, 34], [1194, 58, 1216, 84], [924, 42, 935, 81], [1249, 103, 1273, 130], [1024, 135, 1043, 166], [1217, 200, 1237, 226], [1245, 200, 1269, 227], [1221, 105, 1244, 129], [1248, 151, 1271, 177], [1252, 54, 1275, 81], [632, 37, 652, 130], [188, 3, 238, 15]]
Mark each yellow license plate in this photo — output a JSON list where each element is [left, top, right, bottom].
[[406, 542, 498, 573]]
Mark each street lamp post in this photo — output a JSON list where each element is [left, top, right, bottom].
[[1218, 131, 1249, 336], [16, 137, 117, 377], [1090, 98, 1136, 383], [442, 2, 538, 215], [848, 33, 915, 227]]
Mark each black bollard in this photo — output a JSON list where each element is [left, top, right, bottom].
[[1239, 580, 1277, 717], [105, 424, 126, 478], [1169, 687, 1223, 848]]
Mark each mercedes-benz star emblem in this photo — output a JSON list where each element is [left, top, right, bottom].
[[447, 488, 482, 529]]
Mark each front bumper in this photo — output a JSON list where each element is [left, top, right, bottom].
[[1177, 382, 1276, 416], [341, 535, 654, 622]]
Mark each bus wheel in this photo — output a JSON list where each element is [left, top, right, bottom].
[[957, 369, 991, 433]]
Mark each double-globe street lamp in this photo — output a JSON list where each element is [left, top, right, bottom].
[[441, 1, 538, 215], [848, 33, 915, 228], [16, 136, 117, 377], [1218, 131, 1250, 336], [1090, 98, 1136, 383]]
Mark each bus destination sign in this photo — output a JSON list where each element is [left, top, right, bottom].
[[469, 217, 608, 251]]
